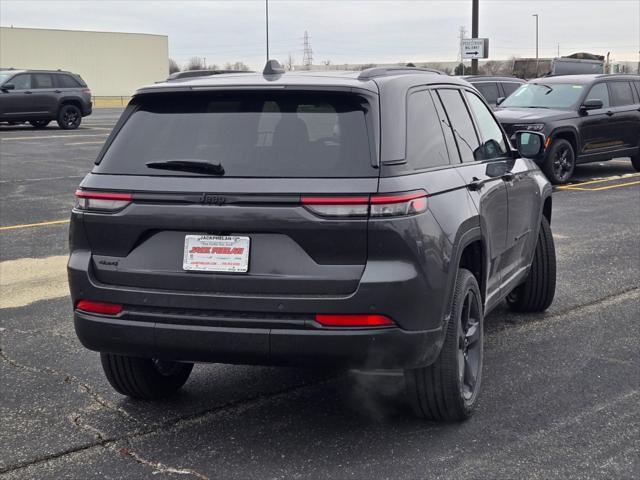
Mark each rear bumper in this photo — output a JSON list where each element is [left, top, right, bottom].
[[74, 310, 443, 369]]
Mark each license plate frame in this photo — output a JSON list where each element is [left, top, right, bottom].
[[183, 235, 250, 273]]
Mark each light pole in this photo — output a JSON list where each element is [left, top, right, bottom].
[[265, 0, 270, 61], [533, 14, 539, 77]]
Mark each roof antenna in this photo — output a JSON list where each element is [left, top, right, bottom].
[[263, 59, 285, 75], [406, 62, 416, 67]]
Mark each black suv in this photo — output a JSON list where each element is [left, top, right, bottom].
[[461, 75, 525, 108], [495, 74, 640, 183], [69, 63, 556, 421], [0, 69, 92, 129]]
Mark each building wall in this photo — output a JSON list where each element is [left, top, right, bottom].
[[0, 27, 168, 96]]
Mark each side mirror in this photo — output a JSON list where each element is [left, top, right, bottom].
[[1, 83, 15, 91], [515, 131, 545, 158], [580, 99, 603, 111], [496, 96, 505, 106]]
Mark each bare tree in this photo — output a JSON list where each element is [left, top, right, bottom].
[[224, 61, 251, 71], [168, 58, 180, 74], [186, 56, 205, 71], [285, 53, 295, 71]]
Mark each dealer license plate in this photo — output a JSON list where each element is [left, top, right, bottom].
[[183, 235, 250, 273]]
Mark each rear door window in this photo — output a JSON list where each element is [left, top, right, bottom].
[[608, 81, 634, 107], [56, 74, 81, 88], [437, 89, 481, 163], [406, 90, 450, 169], [96, 91, 376, 178], [33, 74, 54, 89], [473, 82, 499, 105], [585, 83, 610, 108]]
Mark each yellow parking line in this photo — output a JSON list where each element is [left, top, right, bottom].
[[566, 181, 640, 191], [0, 219, 69, 231], [557, 173, 640, 190], [0, 133, 108, 141]]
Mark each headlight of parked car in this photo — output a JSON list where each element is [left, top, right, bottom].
[[513, 123, 545, 132]]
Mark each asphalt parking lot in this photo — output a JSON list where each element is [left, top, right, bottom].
[[1, 109, 639, 479]]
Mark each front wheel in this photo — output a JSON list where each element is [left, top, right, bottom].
[[542, 139, 575, 184], [100, 353, 193, 400], [405, 268, 484, 421], [506, 216, 556, 312], [29, 120, 50, 129], [57, 104, 82, 129]]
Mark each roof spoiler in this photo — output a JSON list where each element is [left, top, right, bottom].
[[358, 66, 443, 80], [263, 59, 285, 75]]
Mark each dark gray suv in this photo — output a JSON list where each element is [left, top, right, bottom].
[[0, 69, 92, 129], [69, 63, 556, 421]]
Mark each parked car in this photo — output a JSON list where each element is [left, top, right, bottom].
[[0, 69, 92, 129], [461, 75, 525, 108], [69, 61, 556, 422], [167, 69, 253, 81], [495, 74, 640, 183]]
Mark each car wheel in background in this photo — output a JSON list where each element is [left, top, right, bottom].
[[506, 216, 556, 312], [29, 120, 51, 129], [57, 104, 82, 129], [100, 353, 193, 400], [542, 139, 575, 184], [405, 268, 484, 421]]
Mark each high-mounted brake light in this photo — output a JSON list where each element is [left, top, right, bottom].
[[76, 300, 123, 315], [301, 191, 427, 218], [315, 314, 395, 327], [75, 190, 132, 211]]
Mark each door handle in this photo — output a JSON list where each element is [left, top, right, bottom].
[[54, 90, 62, 93], [24, 91, 32, 94], [606, 110, 614, 116], [468, 177, 486, 191]]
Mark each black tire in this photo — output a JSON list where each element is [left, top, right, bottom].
[[506, 216, 556, 312], [57, 104, 82, 130], [631, 153, 640, 172], [542, 138, 575, 184], [405, 268, 484, 421], [100, 353, 193, 400], [29, 120, 50, 129]]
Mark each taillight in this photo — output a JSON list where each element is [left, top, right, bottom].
[[315, 314, 395, 327], [75, 190, 132, 212], [76, 300, 123, 315], [82, 88, 91, 94], [301, 191, 427, 218]]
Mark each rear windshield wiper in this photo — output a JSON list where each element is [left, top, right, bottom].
[[145, 160, 225, 175]]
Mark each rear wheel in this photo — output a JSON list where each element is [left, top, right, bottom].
[[542, 139, 575, 184], [100, 353, 193, 400], [57, 104, 82, 129], [405, 268, 484, 421], [29, 120, 50, 129], [631, 152, 640, 172], [506, 216, 556, 312]]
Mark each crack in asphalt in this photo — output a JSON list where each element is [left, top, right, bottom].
[[1, 286, 638, 476]]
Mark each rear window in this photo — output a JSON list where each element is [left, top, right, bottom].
[[96, 92, 376, 178], [56, 74, 82, 88]]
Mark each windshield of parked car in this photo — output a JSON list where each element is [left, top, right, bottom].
[[96, 91, 376, 178], [500, 82, 585, 109]]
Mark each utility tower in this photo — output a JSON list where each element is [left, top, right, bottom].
[[458, 26, 467, 74], [302, 31, 313, 70]]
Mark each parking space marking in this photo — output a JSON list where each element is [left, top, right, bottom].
[[562, 180, 640, 191], [0, 219, 69, 231], [64, 141, 106, 146], [0, 133, 109, 141], [0, 255, 69, 309], [0, 175, 84, 184], [557, 173, 640, 191]]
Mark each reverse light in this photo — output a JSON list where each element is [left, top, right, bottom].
[[315, 314, 395, 327], [301, 191, 427, 218], [76, 300, 123, 315], [75, 190, 132, 211]]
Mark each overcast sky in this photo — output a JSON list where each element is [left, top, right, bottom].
[[1, 0, 638, 69]]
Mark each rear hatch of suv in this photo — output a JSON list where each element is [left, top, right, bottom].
[[79, 89, 380, 296]]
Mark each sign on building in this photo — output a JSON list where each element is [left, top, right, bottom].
[[461, 38, 489, 59]]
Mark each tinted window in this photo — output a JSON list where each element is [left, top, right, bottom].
[[585, 83, 610, 108], [10, 74, 31, 90], [57, 74, 81, 88], [634, 81, 640, 99], [97, 92, 376, 178], [474, 82, 499, 105], [429, 91, 460, 163], [608, 81, 634, 107], [501, 82, 586, 109], [437, 89, 480, 163], [502, 82, 522, 96], [33, 74, 54, 88], [406, 91, 450, 169], [465, 91, 507, 160]]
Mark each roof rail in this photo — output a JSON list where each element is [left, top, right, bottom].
[[358, 66, 443, 80]]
